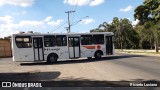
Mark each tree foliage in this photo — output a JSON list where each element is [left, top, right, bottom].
[[134, 0, 160, 52], [134, 0, 160, 24], [90, 0, 159, 52], [90, 17, 139, 50]]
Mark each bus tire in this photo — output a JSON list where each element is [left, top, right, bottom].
[[47, 54, 58, 63], [94, 51, 102, 59], [87, 57, 92, 60]]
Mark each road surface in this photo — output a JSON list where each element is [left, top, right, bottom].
[[0, 53, 160, 81]]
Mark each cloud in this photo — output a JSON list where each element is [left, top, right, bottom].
[[63, 0, 104, 6], [63, 0, 90, 6], [0, 15, 64, 38], [43, 16, 53, 22], [0, 15, 19, 38], [80, 18, 95, 24], [12, 11, 27, 15], [0, 0, 34, 7], [127, 18, 131, 20], [47, 19, 64, 27], [120, 5, 133, 12], [0, 15, 13, 24], [132, 19, 139, 26], [19, 21, 44, 27], [89, 0, 104, 6]]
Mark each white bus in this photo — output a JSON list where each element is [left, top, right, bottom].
[[12, 32, 114, 63]]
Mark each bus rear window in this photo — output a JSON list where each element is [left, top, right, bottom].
[[15, 36, 32, 48]]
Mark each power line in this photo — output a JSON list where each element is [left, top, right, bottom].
[[71, 16, 89, 26], [50, 21, 67, 33], [50, 1, 80, 33], [71, 0, 78, 23]]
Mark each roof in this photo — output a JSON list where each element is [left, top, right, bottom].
[[12, 32, 114, 36]]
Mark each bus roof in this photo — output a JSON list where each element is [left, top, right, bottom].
[[12, 32, 114, 36]]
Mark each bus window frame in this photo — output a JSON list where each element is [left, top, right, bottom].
[[93, 34, 104, 44], [56, 35, 67, 46], [44, 35, 56, 47], [81, 35, 92, 45]]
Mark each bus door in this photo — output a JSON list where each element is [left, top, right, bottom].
[[68, 37, 80, 58], [106, 36, 113, 55], [33, 37, 44, 61]]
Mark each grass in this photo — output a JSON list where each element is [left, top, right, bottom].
[[116, 49, 160, 55]]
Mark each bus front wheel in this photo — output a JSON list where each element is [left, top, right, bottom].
[[47, 54, 58, 63]]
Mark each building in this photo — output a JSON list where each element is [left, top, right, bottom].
[[0, 38, 12, 57]]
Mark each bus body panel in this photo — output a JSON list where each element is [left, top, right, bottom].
[[43, 46, 69, 61], [80, 44, 106, 58], [12, 34, 34, 62], [13, 48, 34, 62]]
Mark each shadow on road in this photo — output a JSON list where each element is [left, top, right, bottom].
[[20, 54, 146, 66], [40, 80, 159, 87], [0, 71, 60, 81]]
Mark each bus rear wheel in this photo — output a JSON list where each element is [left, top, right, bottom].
[[87, 57, 92, 60], [95, 52, 102, 59], [47, 54, 58, 63]]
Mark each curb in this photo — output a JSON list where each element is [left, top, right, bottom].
[[116, 51, 160, 57]]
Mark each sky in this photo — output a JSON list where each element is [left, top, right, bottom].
[[0, 0, 143, 38]]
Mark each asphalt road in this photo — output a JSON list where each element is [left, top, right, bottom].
[[0, 53, 160, 81]]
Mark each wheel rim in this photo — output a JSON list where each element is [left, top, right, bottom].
[[97, 53, 101, 58], [50, 56, 56, 62]]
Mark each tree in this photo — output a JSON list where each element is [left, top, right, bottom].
[[134, 25, 150, 49], [98, 22, 115, 32], [134, 0, 160, 52], [90, 28, 104, 32], [110, 17, 139, 50], [91, 17, 139, 50], [134, 0, 160, 24], [98, 22, 108, 31], [142, 21, 155, 49]]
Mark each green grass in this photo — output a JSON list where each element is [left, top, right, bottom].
[[116, 49, 160, 54], [124, 51, 160, 54]]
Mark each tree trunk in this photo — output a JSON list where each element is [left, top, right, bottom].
[[154, 31, 159, 52], [139, 39, 143, 49], [150, 39, 153, 49], [121, 42, 123, 51], [155, 36, 159, 53], [121, 37, 123, 51], [155, 43, 158, 52]]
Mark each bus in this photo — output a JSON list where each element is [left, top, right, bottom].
[[12, 32, 114, 63]]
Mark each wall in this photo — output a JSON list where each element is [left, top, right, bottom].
[[0, 39, 12, 57]]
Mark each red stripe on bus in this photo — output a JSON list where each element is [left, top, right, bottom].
[[83, 46, 96, 49]]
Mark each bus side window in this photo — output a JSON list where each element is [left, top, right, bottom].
[[68, 38, 73, 47], [93, 34, 104, 44], [56, 35, 67, 46], [15, 36, 32, 48], [44, 36, 56, 47], [81, 35, 92, 45]]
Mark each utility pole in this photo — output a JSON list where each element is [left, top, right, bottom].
[[65, 11, 75, 33]]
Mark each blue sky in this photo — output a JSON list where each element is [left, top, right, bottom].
[[0, 0, 143, 38]]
